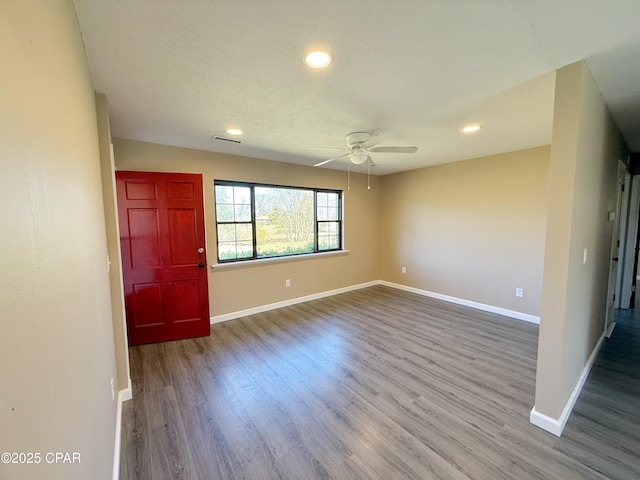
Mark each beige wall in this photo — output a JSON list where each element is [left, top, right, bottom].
[[379, 147, 550, 316], [113, 138, 380, 317], [96, 93, 131, 395], [0, 1, 118, 479], [535, 61, 629, 420]]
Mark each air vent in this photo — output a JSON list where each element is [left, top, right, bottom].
[[212, 135, 243, 144]]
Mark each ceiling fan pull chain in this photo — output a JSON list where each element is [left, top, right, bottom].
[[367, 163, 371, 190], [347, 162, 351, 190]]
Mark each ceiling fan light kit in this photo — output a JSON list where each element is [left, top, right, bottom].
[[349, 153, 370, 165]]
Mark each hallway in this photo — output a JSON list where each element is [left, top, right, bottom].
[[559, 308, 640, 478]]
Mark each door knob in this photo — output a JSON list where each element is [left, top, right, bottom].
[[612, 257, 619, 262], [197, 262, 205, 268]]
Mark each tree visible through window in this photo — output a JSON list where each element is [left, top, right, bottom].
[[214, 181, 342, 262]]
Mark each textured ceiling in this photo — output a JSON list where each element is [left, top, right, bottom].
[[74, 0, 640, 175]]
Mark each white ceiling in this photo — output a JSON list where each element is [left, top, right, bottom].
[[74, 0, 640, 175]]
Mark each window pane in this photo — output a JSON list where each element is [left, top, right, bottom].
[[255, 186, 313, 258], [215, 185, 233, 204], [318, 221, 339, 234], [216, 204, 234, 222], [216, 223, 254, 260], [234, 204, 251, 222], [318, 220, 340, 251], [234, 186, 251, 205], [318, 234, 339, 251], [218, 242, 237, 260], [217, 224, 236, 242], [236, 223, 253, 242], [317, 192, 339, 222], [236, 242, 253, 258]]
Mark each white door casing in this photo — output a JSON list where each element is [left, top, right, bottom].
[[604, 160, 627, 337], [621, 175, 640, 309]]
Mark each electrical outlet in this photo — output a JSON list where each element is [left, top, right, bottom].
[[285, 279, 291, 287], [402, 266, 406, 274], [515, 288, 524, 298]]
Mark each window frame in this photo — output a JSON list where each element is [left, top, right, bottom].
[[214, 180, 343, 263]]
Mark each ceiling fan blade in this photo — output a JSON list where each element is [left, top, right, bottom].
[[369, 146, 418, 154], [308, 147, 349, 151], [313, 152, 350, 167], [362, 132, 389, 148]]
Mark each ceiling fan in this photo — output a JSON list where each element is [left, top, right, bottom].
[[312, 132, 418, 167]]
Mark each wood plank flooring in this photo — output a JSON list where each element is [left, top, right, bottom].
[[120, 285, 640, 479]]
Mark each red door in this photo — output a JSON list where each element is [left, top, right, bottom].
[[116, 171, 210, 346]]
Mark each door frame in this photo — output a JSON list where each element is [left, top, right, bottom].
[[621, 175, 640, 309], [604, 159, 627, 337]]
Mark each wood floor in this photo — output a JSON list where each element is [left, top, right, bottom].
[[120, 285, 640, 479]]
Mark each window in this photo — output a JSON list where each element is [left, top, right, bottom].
[[214, 181, 342, 262]]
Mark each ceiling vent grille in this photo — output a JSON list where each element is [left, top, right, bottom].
[[212, 135, 243, 144]]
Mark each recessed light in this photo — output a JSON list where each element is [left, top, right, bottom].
[[304, 51, 332, 68], [225, 128, 243, 135], [462, 124, 482, 133]]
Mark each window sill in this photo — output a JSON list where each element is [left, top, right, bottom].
[[211, 250, 349, 270]]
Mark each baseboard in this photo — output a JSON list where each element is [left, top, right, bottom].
[[120, 381, 133, 402], [211, 280, 541, 325], [530, 330, 607, 436], [529, 407, 563, 436], [210, 280, 379, 324], [112, 383, 132, 480], [379, 281, 540, 324], [606, 321, 616, 338]]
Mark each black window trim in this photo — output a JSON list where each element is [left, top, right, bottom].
[[214, 179, 343, 263]]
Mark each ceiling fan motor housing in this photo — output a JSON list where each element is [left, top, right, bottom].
[[346, 132, 372, 148]]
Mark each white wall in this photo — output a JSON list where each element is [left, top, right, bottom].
[[96, 93, 131, 399], [380, 147, 550, 318], [0, 1, 118, 478], [533, 61, 629, 432]]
